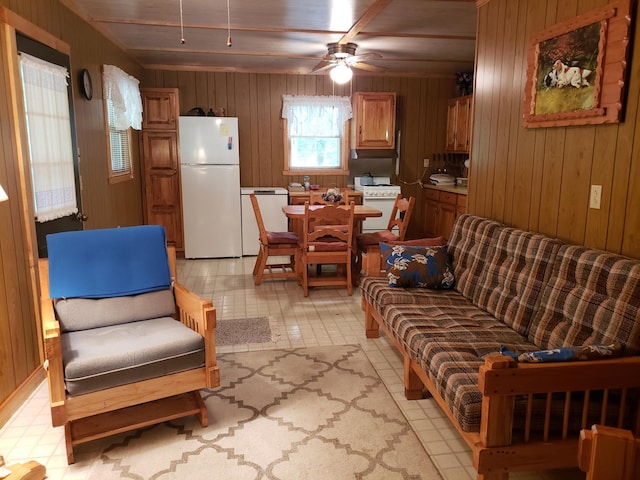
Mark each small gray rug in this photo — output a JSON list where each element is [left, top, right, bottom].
[[216, 316, 276, 345]]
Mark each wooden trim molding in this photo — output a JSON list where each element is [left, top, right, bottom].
[[0, 366, 45, 428], [476, 0, 491, 7], [0, 7, 70, 55]]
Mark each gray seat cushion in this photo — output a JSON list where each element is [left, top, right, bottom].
[[62, 317, 205, 395], [54, 289, 176, 332]]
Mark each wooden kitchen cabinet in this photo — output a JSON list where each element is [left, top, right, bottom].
[[140, 88, 183, 250], [446, 95, 472, 153], [423, 188, 466, 241], [141, 88, 179, 130], [352, 92, 396, 149]]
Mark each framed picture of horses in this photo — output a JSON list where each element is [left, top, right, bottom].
[[523, 0, 633, 128]]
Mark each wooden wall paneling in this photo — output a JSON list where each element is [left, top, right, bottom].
[[488, 0, 511, 224], [557, 126, 595, 244], [178, 71, 197, 114], [210, 72, 223, 114], [511, 0, 546, 231], [584, 125, 617, 250], [470, 1, 497, 217], [255, 74, 273, 185], [194, 71, 208, 110], [525, 1, 554, 232], [497, 0, 522, 226], [162, 70, 178, 90], [269, 74, 286, 187], [551, 0, 590, 243], [403, 78, 422, 189], [609, 24, 640, 255], [0, 18, 41, 407], [621, 106, 640, 256], [0, 25, 19, 401], [234, 73, 253, 186]]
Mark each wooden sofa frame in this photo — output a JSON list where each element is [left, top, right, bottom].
[[578, 424, 640, 480], [363, 300, 640, 480], [38, 246, 220, 464]]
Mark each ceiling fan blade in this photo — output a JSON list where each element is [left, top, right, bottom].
[[311, 61, 335, 74], [350, 62, 386, 72], [348, 52, 383, 63]]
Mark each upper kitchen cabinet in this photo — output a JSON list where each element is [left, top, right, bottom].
[[352, 92, 396, 149], [446, 95, 472, 153], [140, 88, 183, 251], [142, 88, 179, 130]]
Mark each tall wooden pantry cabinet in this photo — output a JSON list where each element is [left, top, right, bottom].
[[140, 88, 184, 251]]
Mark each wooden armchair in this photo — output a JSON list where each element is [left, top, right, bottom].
[[38, 225, 219, 463], [299, 202, 355, 296]]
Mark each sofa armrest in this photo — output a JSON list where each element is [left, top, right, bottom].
[[476, 355, 640, 474], [479, 355, 640, 395], [173, 282, 219, 388]]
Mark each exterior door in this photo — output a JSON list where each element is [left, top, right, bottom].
[[17, 34, 84, 258]]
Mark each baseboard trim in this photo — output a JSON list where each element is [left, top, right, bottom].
[[0, 366, 46, 428]]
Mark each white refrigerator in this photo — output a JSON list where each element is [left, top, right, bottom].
[[180, 116, 242, 258]]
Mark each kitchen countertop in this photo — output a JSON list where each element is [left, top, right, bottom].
[[288, 188, 361, 197], [423, 184, 468, 195]]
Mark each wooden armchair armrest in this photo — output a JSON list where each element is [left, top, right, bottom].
[[39, 297, 66, 425], [173, 282, 219, 388]]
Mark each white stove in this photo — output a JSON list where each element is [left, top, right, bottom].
[[353, 177, 402, 233], [354, 176, 402, 199]]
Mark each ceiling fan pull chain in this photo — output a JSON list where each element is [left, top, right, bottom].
[[178, 0, 185, 44], [226, 0, 232, 47]]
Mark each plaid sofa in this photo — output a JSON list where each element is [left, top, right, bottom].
[[361, 214, 640, 477]]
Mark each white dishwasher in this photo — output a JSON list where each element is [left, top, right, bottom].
[[241, 187, 289, 257]]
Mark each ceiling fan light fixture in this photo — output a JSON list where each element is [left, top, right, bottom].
[[330, 63, 352, 84]]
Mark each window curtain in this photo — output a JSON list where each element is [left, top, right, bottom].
[[19, 53, 77, 222], [102, 65, 142, 130], [281, 95, 352, 136]]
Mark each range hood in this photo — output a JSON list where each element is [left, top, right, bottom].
[[350, 148, 398, 159]]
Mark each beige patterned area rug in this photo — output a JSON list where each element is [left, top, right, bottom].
[[89, 345, 441, 479]]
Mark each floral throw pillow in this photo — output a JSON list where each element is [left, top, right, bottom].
[[380, 243, 455, 289]]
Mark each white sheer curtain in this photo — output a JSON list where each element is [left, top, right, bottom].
[[281, 95, 352, 135], [102, 65, 142, 130], [19, 53, 77, 222]]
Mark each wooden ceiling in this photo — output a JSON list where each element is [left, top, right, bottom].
[[60, 0, 477, 77]]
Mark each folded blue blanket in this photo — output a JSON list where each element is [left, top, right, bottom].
[[47, 225, 172, 299]]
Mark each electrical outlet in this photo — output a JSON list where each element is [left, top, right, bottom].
[[590, 185, 602, 209], [423, 158, 430, 168]]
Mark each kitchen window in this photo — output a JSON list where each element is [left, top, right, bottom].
[[281, 95, 352, 176], [102, 65, 143, 183]]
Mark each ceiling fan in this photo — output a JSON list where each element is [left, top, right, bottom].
[[311, 42, 384, 83]]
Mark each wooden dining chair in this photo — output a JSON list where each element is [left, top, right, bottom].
[[355, 194, 416, 277], [299, 201, 355, 296], [249, 193, 299, 285]]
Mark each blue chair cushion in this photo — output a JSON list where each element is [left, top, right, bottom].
[[47, 225, 172, 299]]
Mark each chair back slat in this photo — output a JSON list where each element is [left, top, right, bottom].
[[249, 193, 270, 244], [386, 194, 416, 241]]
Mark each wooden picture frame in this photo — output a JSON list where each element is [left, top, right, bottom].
[[523, 0, 633, 128]]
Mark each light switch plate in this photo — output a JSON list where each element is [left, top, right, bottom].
[[590, 185, 602, 209]]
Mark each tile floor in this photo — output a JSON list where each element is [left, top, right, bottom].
[[0, 257, 585, 480]]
